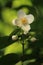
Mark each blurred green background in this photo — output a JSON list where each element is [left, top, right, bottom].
[[0, 0, 43, 65]]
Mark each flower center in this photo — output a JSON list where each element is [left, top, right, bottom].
[[21, 18, 27, 24]]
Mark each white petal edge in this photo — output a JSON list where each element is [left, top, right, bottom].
[[21, 25, 31, 34], [18, 10, 26, 18], [26, 14, 34, 24], [12, 19, 16, 25]]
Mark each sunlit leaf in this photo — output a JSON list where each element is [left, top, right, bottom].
[[4, 42, 22, 55], [26, 49, 32, 54], [23, 59, 36, 65], [12, 0, 33, 8], [2, 8, 17, 25], [0, 20, 13, 35], [21, 7, 29, 14]]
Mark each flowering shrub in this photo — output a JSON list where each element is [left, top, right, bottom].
[[0, 0, 43, 65]]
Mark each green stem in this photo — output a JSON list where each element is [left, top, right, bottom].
[[22, 41, 24, 65]]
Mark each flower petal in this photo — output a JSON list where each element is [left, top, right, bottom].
[[18, 10, 26, 18], [12, 19, 22, 27], [12, 19, 16, 25], [21, 25, 31, 34], [26, 14, 34, 24]]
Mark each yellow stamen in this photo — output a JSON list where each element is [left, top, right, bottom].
[[21, 18, 27, 24]]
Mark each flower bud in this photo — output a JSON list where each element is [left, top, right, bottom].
[[30, 37, 37, 42], [12, 35, 18, 40]]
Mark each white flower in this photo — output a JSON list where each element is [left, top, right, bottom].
[[12, 10, 34, 34], [12, 35, 18, 40]]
